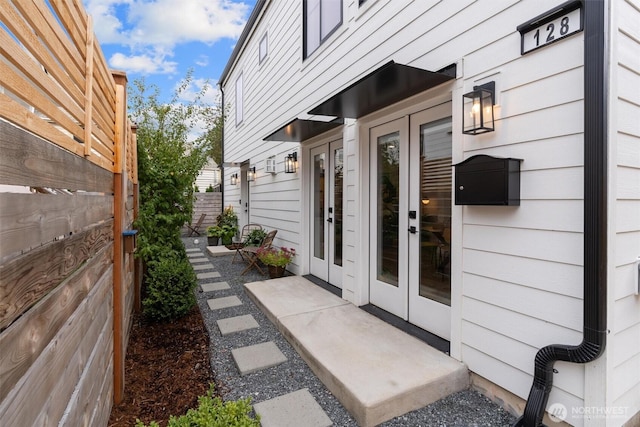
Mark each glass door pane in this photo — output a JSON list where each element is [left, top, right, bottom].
[[419, 118, 452, 306], [313, 152, 326, 260], [376, 131, 400, 286], [333, 147, 343, 267]]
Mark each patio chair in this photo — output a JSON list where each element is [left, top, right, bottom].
[[229, 223, 263, 263], [240, 229, 277, 276], [186, 213, 206, 237]]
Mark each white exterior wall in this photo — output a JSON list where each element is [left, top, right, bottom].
[[195, 160, 221, 192], [221, 0, 639, 424], [608, 0, 640, 423]]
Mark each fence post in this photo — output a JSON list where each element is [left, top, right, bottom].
[[112, 70, 127, 404], [84, 15, 94, 157]]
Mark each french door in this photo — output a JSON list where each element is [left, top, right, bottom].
[[369, 103, 452, 340], [310, 140, 344, 287]]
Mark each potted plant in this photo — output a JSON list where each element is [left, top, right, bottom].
[[244, 229, 268, 246], [219, 224, 238, 245], [207, 226, 223, 246], [257, 246, 296, 278], [214, 206, 238, 245]]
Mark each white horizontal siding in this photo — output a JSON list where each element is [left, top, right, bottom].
[[610, 0, 640, 423], [219, 0, 640, 420], [456, 1, 591, 413]]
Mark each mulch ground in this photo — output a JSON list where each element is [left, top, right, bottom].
[[108, 306, 213, 427]]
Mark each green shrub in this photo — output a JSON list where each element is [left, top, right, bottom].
[[205, 184, 214, 192], [136, 386, 260, 427], [142, 251, 197, 321]]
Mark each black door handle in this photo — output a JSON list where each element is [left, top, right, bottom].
[[408, 226, 417, 234], [327, 218, 333, 223]]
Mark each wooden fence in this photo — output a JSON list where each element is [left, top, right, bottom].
[[0, 1, 138, 425]]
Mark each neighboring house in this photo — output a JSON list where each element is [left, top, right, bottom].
[[219, 1, 640, 425], [195, 158, 221, 191]]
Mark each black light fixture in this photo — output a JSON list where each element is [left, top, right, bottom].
[[230, 173, 238, 185], [462, 81, 495, 135], [247, 166, 256, 182], [284, 152, 298, 173]]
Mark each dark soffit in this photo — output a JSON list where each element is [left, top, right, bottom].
[[308, 61, 456, 119], [263, 118, 344, 142]]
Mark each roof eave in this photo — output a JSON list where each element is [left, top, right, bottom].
[[219, 0, 268, 87]]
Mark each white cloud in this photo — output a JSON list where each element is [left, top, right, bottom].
[[177, 78, 220, 105], [86, 0, 249, 48], [195, 55, 209, 67], [109, 52, 178, 74], [84, 0, 250, 75], [84, 0, 131, 45], [126, 0, 249, 47]]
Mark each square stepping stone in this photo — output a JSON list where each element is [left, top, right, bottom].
[[231, 341, 287, 376], [197, 271, 221, 280], [192, 263, 214, 271], [253, 389, 332, 427], [201, 282, 231, 292], [188, 257, 209, 264], [186, 248, 201, 253], [207, 295, 242, 310], [217, 314, 259, 335]]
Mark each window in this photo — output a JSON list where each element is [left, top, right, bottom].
[[235, 73, 243, 126], [259, 32, 268, 63], [304, 0, 342, 59]]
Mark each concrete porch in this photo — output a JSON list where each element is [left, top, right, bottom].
[[244, 276, 469, 427]]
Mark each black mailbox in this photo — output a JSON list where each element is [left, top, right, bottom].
[[454, 155, 522, 206]]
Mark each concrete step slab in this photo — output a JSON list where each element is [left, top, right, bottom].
[[217, 314, 259, 335], [253, 388, 332, 427], [201, 282, 230, 293], [186, 248, 201, 253], [244, 277, 469, 427], [207, 246, 234, 257], [244, 276, 349, 325], [188, 257, 209, 264], [231, 341, 287, 376], [197, 271, 221, 280], [207, 295, 242, 311], [186, 251, 203, 257], [192, 263, 214, 271]]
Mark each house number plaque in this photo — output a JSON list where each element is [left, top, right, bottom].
[[517, 1, 584, 55]]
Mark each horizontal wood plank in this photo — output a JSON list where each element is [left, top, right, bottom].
[[0, 120, 113, 191], [0, 221, 113, 330], [0, 59, 86, 143], [0, 192, 113, 261], [0, 268, 112, 425], [40, 294, 112, 425], [0, 95, 85, 160], [57, 316, 113, 427], [0, 246, 111, 404], [12, 0, 85, 93]]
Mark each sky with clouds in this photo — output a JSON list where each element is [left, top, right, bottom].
[[82, 0, 257, 104]]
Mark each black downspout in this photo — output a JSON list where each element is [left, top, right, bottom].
[[514, 0, 608, 426], [219, 86, 225, 207]]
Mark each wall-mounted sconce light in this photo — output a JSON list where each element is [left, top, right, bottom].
[[462, 81, 495, 135], [284, 152, 298, 173], [247, 166, 256, 182], [230, 173, 238, 185]]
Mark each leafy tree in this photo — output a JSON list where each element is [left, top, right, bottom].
[[131, 71, 222, 319]]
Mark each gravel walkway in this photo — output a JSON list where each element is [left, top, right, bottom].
[[183, 237, 516, 426]]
